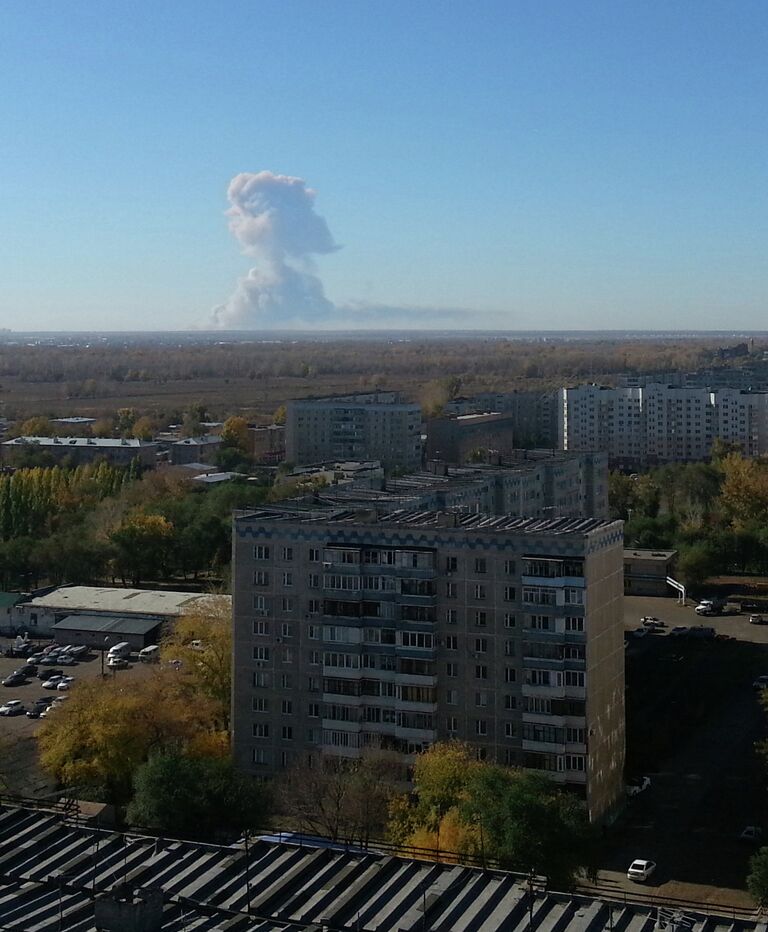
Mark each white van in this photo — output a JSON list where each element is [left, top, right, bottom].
[[106, 641, 131, 660], [138, 644, 160, 663]]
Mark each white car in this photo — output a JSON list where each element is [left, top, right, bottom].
[[42, 676, 66, 689], [627, 859, 656, 882], [0, 700, 25, 716], [56, 677, 74, 691]]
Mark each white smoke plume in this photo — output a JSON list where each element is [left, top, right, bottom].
[[209, 171, 339, 329]]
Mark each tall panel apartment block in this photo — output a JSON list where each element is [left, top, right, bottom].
[[285, 392, 422, 471], [232, 508, 625, 822]]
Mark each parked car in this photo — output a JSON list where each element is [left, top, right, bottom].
[[641, 616, 659, 623], [15, 664, 37, 676], [2, 673, 26, 687], [39, 655, 62, 666], [750, 615, 766, 625], [37, 668, 62, 679], [106, 656, 129, 670], [626, 776, 651, 797], [689, 626, 716, 639], [57, 655, 76, 667], [695, 602, 715, 616], [669, 626, 689, 637], [56, 677, 74, 691], [0, 700, 25, 716], [69, 645, 89, 657], [627, 859, 657, 882], [42, 676, 65, 689], [643, 619, 665, 630], [740, 826, 763, 843]]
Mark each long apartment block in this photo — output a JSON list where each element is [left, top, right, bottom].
[[232, 507, 626, 822]]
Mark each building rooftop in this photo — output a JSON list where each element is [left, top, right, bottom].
[[624, 549, 678, 560], [0, 806, 756, 932], [3, 436, 155, 448], [51, 416, 96, 425], [237, 506, 617, 536], [52, 613, 163, 636], [173, 435, 222, 446], [23, 586, 212, 616]]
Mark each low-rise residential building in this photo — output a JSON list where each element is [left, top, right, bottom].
[[232, 506, 625, 822], [250, 424, 286, 464], [170, 434, 222, 465], [1, 436, 158, 467]]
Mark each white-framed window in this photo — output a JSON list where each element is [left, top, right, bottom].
[[474, 610, 487, 627], [281, 699, 293, 714], [252, 723, 269, 738], [253, 620, 270, 636], [505, 722, 516, 738], [281, 622, 293, 637], [504, 613, 516, 628], [475, 719, 488, 736], [505, 666, 516, 683], [565, 671, 585, 687], [504, 559, 516, 574], [446, 688, 458, 705], [475, 691, 488, 707], [281, 546, 293, 561], [473, 584, 486, 600], [566, 754, 585, 771], [503, 586, 516, 602], [565, 616, 585, 632], [254, 545, 270, 560], [252, 697, 269, 712], [446, 608, 458, 625], [446, 635, 458, 650], [282, 571, 293, 587], [253, 646, 270, 661], [308, 599, 321, 614], [282, 647, 294, 663], [252, 748, 268, 765], [474, 637, 487, 653], [475, 664, 488, 680], [281, 596, 294, 613], [282, 726, 294, 740], [252, 671, 269, 687], [446, 662, 458, 678], [565, 588, 583, 605], [253, 570, 270, 587], [309, 547, 320, 562]]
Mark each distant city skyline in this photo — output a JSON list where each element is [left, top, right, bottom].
[[1, 1, 767, 331]]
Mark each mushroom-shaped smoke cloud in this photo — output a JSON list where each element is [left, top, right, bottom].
[[210, 171, 339, 329]]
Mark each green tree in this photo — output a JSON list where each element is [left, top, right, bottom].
[[220, 416, 250, 452], [127, 753, 270, 841], [110, 512, 175, 585], [747, 848, 768, 906]]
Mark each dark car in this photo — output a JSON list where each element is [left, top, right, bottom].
[[37, 668, 62, 680], [689, 626, 716, 639], [2, 673, 26, 687], [15, 663, 37, 676]]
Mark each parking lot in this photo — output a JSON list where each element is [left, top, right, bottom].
[[0, 640, 150, 796], [590, 595, 768, 909]]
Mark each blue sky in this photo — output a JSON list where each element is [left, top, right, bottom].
[[1, 1, 767, 330]]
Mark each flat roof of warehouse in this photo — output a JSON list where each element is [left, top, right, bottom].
[[22, 586, 213, 616], [53, 614, 162, 636]]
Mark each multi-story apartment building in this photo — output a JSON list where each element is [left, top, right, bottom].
[[424, 412, 516, 463], [232, 507, 625, 822], [285, 392, 421, 471], [444, 390, 559, 447], [559, 383, 768, 463]]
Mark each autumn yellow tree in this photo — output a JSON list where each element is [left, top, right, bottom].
[[220, 416, 250, 452], [160, 595, 232, 729], [38, 672, 219, 805], [719, 453, 768, 527], [109, 512, 175, 584]]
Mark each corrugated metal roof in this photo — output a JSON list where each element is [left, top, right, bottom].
[[0, 807, 760, 932], [52, 614, 163, 636]]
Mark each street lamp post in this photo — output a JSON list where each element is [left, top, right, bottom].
[[100, 636, 110, 677]]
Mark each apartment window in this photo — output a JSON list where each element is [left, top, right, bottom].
[[308, 702, 320, 717], [504, 639, 515, 657], [307, 676, 320, 692], [566, 754, 585, 772], [475, 719, 488, 736], [309, 650, 321, 665], [282, 726, 294, 741], [503, 749, 516, 765], [306, 728, 318, 744], [446, 608, 458, 625], [252, 671, 269, 687], [254, 545, 270, 560], [528, 615, 552, 631], [253, 570, 270, 587], [564, 588, 583, 605], [252, 748, 267, 766], [475, 691, 488, 707], [446, 689, 458, 705], [565, 617, 585, 632], [566, 727, 586, 743], [281, 546, 294, 561], [503, 586, 516, 602], [504, 694, 516, 710], [252, 697, 269, 712], [253, 646, 270, 661], [504, 613, 516, 628], [473, 584, 486, 600], [309, 547, 320, 562], [401, 632, 434, 649], [523, 586, 556, 606], [282, 571, 293, 587], [447, 715, 458, 734], [282, 647, 294, 664], [446, 662, 458, 678], [475, 664, 488, 680], [505, 722, 516, 738], [474, 610, 487, 627], [446, 635, 458, 651], [504, 666, 516, 683], [281, 597, 294, 613], [446, 556, 458, 572], [281, 622, 293, 638], [253, 620, 270, 636], [446, 582, 458, 599], [474, 637, 487, 653], [308, 625, 320, 640], [308, 573, 320, 588], [281, 699, 293, 714], [474, 557, 487, 574], [280, 673, 293, 688], [503, 559, 516, 574], [308, 599, 321, 615], [252, 723, 269, 738], [565, 671, 585, 687]]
